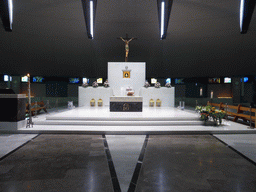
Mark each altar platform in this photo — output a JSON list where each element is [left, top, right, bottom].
[[11, 106, 256, 134]]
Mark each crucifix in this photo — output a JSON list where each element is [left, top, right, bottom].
[[118, 34, 137, 62]]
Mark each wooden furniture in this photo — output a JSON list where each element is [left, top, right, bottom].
[[26, 101, 48, 116], [207, 102, 256, 127]]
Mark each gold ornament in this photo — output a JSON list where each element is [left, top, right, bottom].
[[156, 99, 162, 107], [98, 99, 103, 107], [90, 98, 95, 107], [149, 99, 154, 107]]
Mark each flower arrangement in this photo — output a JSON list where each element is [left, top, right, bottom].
[[103, 80, 109, 88], [92, 81, 98, 88], [144, 81, 150, 88], [82, 83, 88, 87], [165, 83, 171, 88], [154, 82, 161, 88], [196, 105, 226, 125]]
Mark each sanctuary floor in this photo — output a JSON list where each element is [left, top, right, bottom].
[[1, 106, 256, 191], [1, 134, 256, 192]]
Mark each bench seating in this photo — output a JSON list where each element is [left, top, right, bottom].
[[207, 102, 255, 127], [26, 101, 48, 116]]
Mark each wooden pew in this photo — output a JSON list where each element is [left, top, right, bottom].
[[207, 102, 255, 127], [26, 101, 48, 116]]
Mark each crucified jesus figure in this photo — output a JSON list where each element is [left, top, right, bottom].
[[118, 34, 137, 62]]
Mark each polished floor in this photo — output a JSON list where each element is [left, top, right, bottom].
[[1, 134, 256, 192]]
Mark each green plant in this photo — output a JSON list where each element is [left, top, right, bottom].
[[196, 106, 226, 125]]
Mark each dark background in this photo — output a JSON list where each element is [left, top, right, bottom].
[[0, 0, 256, 79]]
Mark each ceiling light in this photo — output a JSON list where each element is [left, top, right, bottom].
[[81, 0, 97, 39], [239, 0, 256, 34], [8, 0, 13, 29], [0, 0, 13, 31], [90, 1, 94, 39], [160, 2, 165, 39], [157, 0, 173, 40], [240, 0, 245, 32]]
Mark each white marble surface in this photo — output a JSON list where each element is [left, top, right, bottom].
[[106, 135, 145, 192], [15, 106, 256, 134], [78, 86, 113, 107], [110, 96, 143, 102], [0, 134, 38, 159], [0, 120, 27, 130], [46, 106, 196, 118], [214, 134, 256, 163], [139, 87, 175, 107], [108, 62, 145, 96]]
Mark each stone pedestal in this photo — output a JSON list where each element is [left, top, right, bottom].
[[0, 94, 26, 130]]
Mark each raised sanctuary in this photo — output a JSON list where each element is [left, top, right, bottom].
[[79, 62, 175, 112]]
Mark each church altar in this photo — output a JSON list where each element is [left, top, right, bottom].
[[110, 96, 143, 112], [139, 87, 175, 107], [78, 62, 175, 109]]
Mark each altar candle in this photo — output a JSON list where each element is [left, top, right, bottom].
[[211, 91, 213, 99]]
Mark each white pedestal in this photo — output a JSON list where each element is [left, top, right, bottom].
[[139, 87, 175, 107], [78, 87, 113, 107], [0, 120, 27, 130]]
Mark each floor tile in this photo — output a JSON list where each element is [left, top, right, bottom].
[[0, 134, 113, 192], [135, 135, 256, 192]]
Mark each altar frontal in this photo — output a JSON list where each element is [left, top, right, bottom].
[[110, 96, 143, 112]]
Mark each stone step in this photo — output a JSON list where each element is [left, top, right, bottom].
[[34, 120, 204, 126], [46, 116, 200, 121]]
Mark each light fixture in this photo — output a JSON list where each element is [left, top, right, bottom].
[[97, 78, 103, 84], [0, 0, 13, 31], [157, 0, 173, 40], [90, 1, 94, 39], [4, 75, 12, 81], [81, 0, 97, 39], [200, 88, 203, 96], [82, 78, 88, 84], [21, 76, 28, 82], [8, 0, 13, 28], [240, 0, 256, 34], [240, 0, 245, 31], [160, 2, 165, 39]]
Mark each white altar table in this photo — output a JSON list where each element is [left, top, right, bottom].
[[78, 87, 113, 107], [139, 87, 175, 107], [110, 96, 143, 102]]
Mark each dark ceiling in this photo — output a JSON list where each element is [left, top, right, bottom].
[[0, 0, 256, 78]]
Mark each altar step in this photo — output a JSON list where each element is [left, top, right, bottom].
[[34, 116, 203, 126], [34, 120, 203, 126], [46, 116, 199, 121]]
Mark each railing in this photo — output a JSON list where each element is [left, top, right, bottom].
[[207, 101, 256, 128]]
